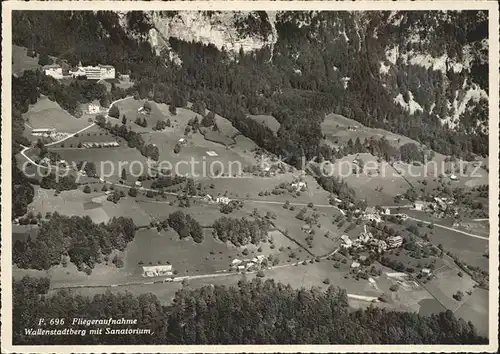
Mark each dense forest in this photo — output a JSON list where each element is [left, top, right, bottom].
[[13, 213, 136, 271], [13, 276, 486, 345]]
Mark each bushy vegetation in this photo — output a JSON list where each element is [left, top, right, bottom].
[[212, 216, 270, 246], [12, 213, 136, 271], [167, 211, 204, 243]]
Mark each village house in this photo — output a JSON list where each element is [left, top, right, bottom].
[[301, 224, 312, 234], [421, 268, 432, 276], [351, 261, 361, 268], [291, 181, 307, 192], [32, 128, 57, 137], [43, 64, 64, 79], [341, 235, 353, 248], [142, 265, 173, 277], [88, 103, 100, 114], [231, 259, 243, 267], [413, 201, 426, 211], [216, 196, 231, 205], [363, 206, 382, 223], [386, 235, 403, 249]]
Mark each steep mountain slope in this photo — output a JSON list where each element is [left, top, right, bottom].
[[12, 10, 489, 160], [143, 10, 488, 156]]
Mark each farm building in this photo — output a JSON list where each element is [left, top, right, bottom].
[[135, 181, 142, 187], [291, 181, 307, 191], [251, 255, 266, 264], [88, 103, 100, 114], [449, 174, 459, 181], [215, 196, 231, 205], [301, 224, 312, 234], [178, 137, 187, 145], [341, 235, 353, 248], [421, 268, 432, 276], [82, 141, 119, 149], [231, 259, 243, 266], [142, 265, 173, 277], [32, 128, 57, 137], [43, 64, 63, 79], [413, 201, 426, 211], [351, 261, 361, 268], [384, 208, 391, 215]]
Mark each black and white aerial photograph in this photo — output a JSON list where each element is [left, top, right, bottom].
[[2, 1, 498, 352]]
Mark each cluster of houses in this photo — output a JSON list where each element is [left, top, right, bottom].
[[362, 206, 391, 223], [142, 264, 173, 278], [412, 197, 456, 217], [43, 62, 115, 80], [341, 225, 403, 255], [231, 255, 266, 272], [81, 141, 119, 149]]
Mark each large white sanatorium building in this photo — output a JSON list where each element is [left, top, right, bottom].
[[70, 64, 115, 80]]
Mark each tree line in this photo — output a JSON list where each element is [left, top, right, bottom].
[[13, 213, 136, 272], [13, 276, 486, 345]]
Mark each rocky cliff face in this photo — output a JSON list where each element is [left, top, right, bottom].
[[147, 11, 277, 55]]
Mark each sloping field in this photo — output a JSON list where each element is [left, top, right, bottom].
[[28, 187, 110, 224], [247, 114, 281, 134], [322, 113, 421, 149], [49, 146, 148, 182], [124, 228, 241, 277], [141, 130, 256, 178], [421, 264, 477, 311], [321, 154, 409, 206], [454, 288, 489, 337], [113, 97, 166, 128], [24, 95, 90, 132], [12, 45, 40, 76]]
